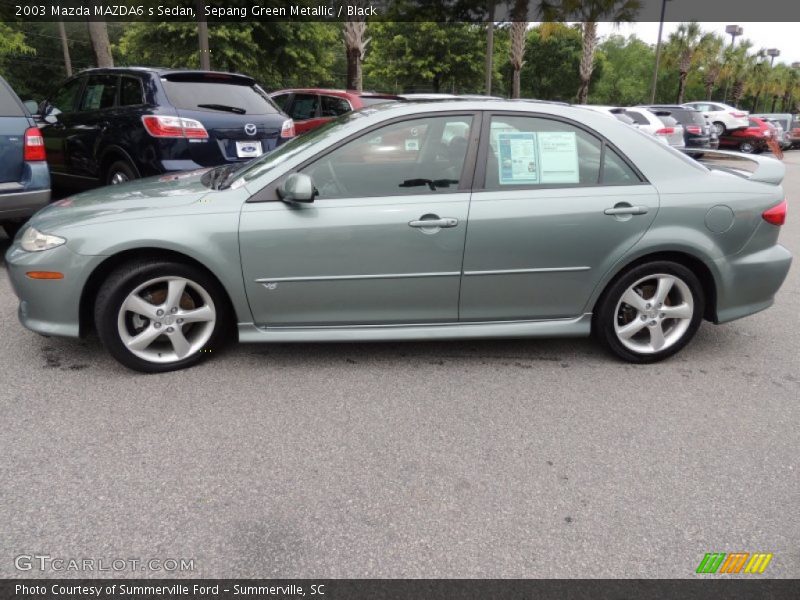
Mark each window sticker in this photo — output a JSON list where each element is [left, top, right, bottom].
[[405, 138, 420, 151], [537, 131, 580, 184], [497, 132, 539, 185]]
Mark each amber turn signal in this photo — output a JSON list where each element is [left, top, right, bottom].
[[25, 271, 64, 280]]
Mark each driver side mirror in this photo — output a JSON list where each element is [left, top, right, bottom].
[[277, 173, 316, 204]]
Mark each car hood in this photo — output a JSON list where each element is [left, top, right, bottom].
[[30, 169, 212, 232]]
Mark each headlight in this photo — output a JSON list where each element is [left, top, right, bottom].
[[20, 227, 66, 252]]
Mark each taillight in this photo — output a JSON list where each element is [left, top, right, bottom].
[[655, 127, 674, 135], [731, 112, 747, 118], [23, 127, 46, 161], [280, 119, 295, 139], [141, 115, 208, 139], [762, 200, 787, 226], [686, 125, 702, 135]]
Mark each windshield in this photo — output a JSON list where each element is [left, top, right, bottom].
[[228, 111, 370, 186]]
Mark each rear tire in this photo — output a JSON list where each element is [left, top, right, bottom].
[[94, 260, 230, 373], [105, 159, 138, 186], [713, 122, 726, 136], [739, 141, 755, 153], [594, 261, 704, 364]]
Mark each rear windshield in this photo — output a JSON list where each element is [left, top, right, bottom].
[[162, 81, 279, 115], [0, 81, 25, 117], [671, 109, 705, 126]]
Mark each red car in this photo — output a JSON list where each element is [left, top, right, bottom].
[[718, 116, 774, 154], [268, 88, 400, 134]]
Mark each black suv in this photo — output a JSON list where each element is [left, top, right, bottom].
[[38, 68, 295, 189], [640, 104, 715, 151]]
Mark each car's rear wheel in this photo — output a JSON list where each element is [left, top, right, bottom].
[[94, 260, 230, 373], [105, 160, 137, 186], [739, 141, 755, 153], [713, 122, 726, 136], [595, 261, 704, 363]]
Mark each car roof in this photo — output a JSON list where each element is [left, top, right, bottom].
[[269, 88, 399, 99]]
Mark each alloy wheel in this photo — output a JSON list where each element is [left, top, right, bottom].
[[116, 276, 216, 363], [613, 274, 694, 354], [110, 171, 130, 185]]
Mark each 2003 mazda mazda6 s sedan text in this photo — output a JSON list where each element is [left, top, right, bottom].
[[4, 101, 792, 372]]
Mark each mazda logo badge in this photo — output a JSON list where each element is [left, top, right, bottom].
[[244, 123, 257, 136]]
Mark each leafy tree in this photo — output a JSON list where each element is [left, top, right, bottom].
[[591, 34, 653, 105], [695, 33, 725, 100], [0, 22, 34, 67], [363, 22, 486, 93]]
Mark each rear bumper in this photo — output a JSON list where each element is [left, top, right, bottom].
[[714, 244, 792, 324], [0, 188, 50, 220]]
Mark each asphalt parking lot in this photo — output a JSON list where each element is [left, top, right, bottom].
[[1, 154, 798, 579]]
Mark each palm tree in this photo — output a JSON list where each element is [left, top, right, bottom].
[[542, 0, 640, 104], [667, 22, 703, 103], [696, 33, 724, 100], [508, 0, 529, 99], [780, 66, 800, 111], [723, 40, 755, 108]]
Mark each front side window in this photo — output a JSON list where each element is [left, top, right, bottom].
[[300, 115, 474, 199], [485, 116, 602, 189], [80, 75, 118, 111]]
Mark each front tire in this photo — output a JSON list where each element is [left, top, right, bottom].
[[594, 261, 704, 363], [94, 260, 230, 373]]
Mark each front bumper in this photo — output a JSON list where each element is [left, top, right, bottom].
[[0, 188, 51, 221], [4, 242, 101, 338]]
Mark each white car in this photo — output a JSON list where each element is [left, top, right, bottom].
[[683, 101, 749, 135], [620, 107, 686, 149]]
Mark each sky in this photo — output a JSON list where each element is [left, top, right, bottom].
[[595, 22, 800, 66]]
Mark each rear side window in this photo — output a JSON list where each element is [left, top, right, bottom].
[[486, 116, 603, 189], [162, 81, 278, 115], [49, 78, 84, 115], [321, 95, 351, 117], [80, 75, 118, 111], [0, 80, 25, 117], [289, 94, 319, 120], [119, 77, 144, 106], [625, 111, 649, 125], [602, 147, 640, 185]]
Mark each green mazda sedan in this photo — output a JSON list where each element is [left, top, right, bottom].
[[5, 101, 792, 372]]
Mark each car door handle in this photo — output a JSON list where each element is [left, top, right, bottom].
[[604, 205, 649, 216], [409, 217, 459, 228]]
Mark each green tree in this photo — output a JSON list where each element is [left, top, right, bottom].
[[591, 34, 653, 105], [363, 22, 486, 93], [664, 22, 703, 103], [695, 33, 725, 100]]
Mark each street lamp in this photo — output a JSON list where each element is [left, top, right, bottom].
[[722, 25, 744, 104], [649, 0, 671, 103], [767, 48, 780, 67]]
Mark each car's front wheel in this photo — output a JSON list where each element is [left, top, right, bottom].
[[95, 260, 230, 372], [595, 261, 704, 363]]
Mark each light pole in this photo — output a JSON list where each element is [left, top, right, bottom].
[[722, 25, 743, 104], [648, 0, 670, 103], [767, 48, 780, 67]]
